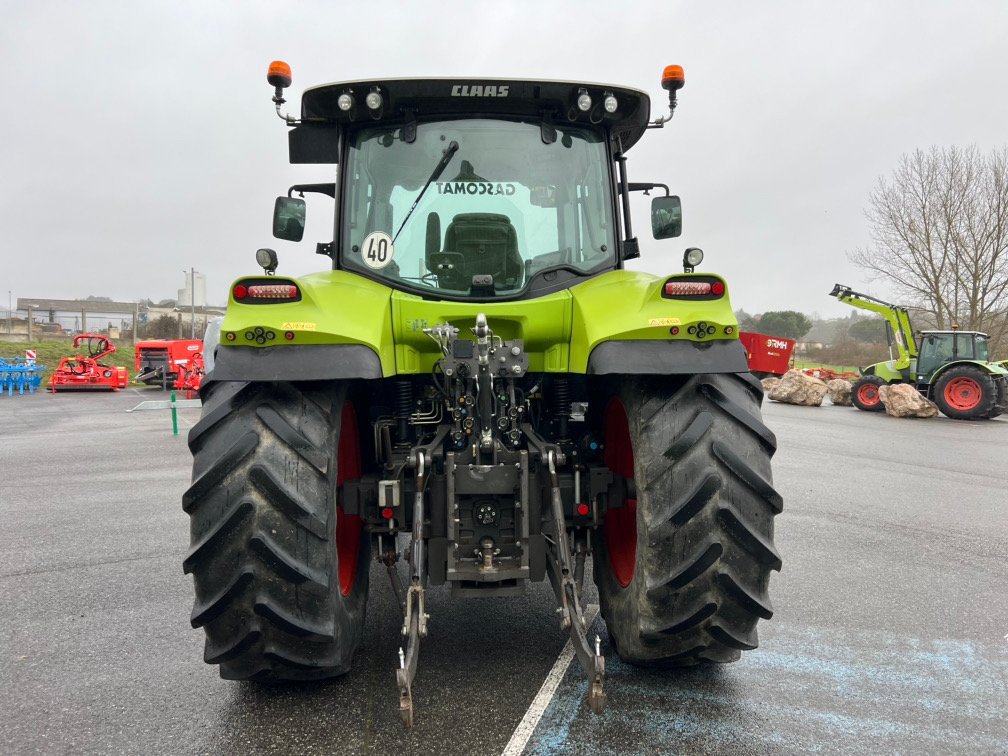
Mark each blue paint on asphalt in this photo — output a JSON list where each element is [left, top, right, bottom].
[[523, 623, 1008, 754]]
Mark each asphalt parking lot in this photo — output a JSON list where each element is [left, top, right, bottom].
[[1, 388, 1005, 754]]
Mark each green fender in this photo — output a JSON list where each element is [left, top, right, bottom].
[[568, 270, 741, 373], [931, 359, 1008, 381], [215, 270, 396, 379]]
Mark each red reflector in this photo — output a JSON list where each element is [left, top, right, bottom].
[[232, 284, 248, 300], [711, 281, 725, 296], [577, 503, 590, 516], [382, 507, 394, 520], [284, 331, 295, 340], [247, 284, 298, 299], [665, 281, 711, 296]]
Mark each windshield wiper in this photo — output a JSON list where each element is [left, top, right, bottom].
[[392, 140, 458, 244]]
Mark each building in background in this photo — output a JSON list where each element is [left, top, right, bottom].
[[177, 271, 206, 309]]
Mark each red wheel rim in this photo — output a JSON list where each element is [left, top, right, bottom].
[[944, 377, 982, 411], [336, 401, 363, 597], [602, 398, 637, 588], [857, 383, 879, 406]]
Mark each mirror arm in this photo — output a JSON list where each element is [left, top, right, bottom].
[[288, 183, 336, 199], [621, 182, 670, 197]]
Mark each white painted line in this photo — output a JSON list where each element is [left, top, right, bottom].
[[501, 603, 600, 756]]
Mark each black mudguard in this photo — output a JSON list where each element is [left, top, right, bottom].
[[587, 339, 748, 375], [204, 344, 383, 384]]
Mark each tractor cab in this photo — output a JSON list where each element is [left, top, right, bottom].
[[268, 74, 685, 301], [916, 329, 990, 383]]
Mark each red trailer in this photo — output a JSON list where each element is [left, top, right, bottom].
[[135, 339, 204, 391], [739, 331, 796, 378], [48, 334, 129, 391]]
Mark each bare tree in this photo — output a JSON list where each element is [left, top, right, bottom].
[[851, 145, 1008, 352]]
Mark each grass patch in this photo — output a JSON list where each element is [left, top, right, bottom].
[[0, 339, 136, 386]]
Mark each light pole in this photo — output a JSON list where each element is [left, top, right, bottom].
[[183, 268, 195, 338], [7, 290, 11, 335]]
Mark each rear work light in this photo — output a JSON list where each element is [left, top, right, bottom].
[[662, 276, 726, 301]]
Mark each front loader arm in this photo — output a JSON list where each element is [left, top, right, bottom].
[[829, 284, 917, 369]]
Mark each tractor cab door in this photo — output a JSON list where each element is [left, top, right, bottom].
[[917, 332, 987, 382], [916, 333, 955, 383]]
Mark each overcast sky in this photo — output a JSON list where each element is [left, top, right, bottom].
[[3, 1, 1007, 318]]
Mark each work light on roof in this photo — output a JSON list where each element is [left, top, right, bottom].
[[337, 92, 354, 111], [576, 88, 592, 112], [366, 88, 383, 110], [683, 247, 704, 272], [603, 93, 618, 113]]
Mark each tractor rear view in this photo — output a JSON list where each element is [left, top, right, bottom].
[[831, 284, 1008, 419], [183, 62, 782, 725]]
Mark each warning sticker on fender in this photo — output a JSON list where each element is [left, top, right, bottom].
[[281, 321, 317, 331], [648, 318, 682, 327]]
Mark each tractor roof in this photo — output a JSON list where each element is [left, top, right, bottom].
[[920, 329, 988, 336], [300, 78, 652, 151]]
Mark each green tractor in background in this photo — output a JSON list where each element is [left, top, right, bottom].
[[830, 284, 1008, 419], [183, 61, 782, 725]]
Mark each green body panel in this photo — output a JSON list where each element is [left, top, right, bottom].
[[568, 270, 737, 372], [391, 290, 573, 374], [218, 268, 739, 377], [867, 359, 908, 382], [867, 357, 1008, 384], [219, 270, 397, 375]]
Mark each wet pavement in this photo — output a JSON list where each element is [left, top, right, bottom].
[[0, 389, 1005, 754]]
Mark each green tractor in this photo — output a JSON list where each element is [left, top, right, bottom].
[[184, 61, 782, 725], [830, 284, 1008, 419]]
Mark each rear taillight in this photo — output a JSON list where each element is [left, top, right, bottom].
[[665, 281, 711, 296], [662, 276, 726, 300], [247, 284, 299, 299], [232, 278, 302, 303]]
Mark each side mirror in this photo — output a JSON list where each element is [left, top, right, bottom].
[[651, 195, 682, 239], [530, 185, 558, 208], [273, 196, 306, 241]]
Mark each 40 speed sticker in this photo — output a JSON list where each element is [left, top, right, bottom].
[[361, 231, 394, 269]]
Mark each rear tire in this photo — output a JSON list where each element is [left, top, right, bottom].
[[592, 373, 782, 666], [933, 365, 997, 420], [989, 377, 1007, 418], [851, 375, 886, 412], [183, 379, 370, 680]]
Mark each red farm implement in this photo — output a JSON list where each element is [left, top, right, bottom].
[[739, 331, 796, 378], [48, 334, 129, 392], [135, 339, 205, 392]]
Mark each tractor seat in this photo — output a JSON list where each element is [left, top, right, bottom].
[[431, 213, 523, 291]]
